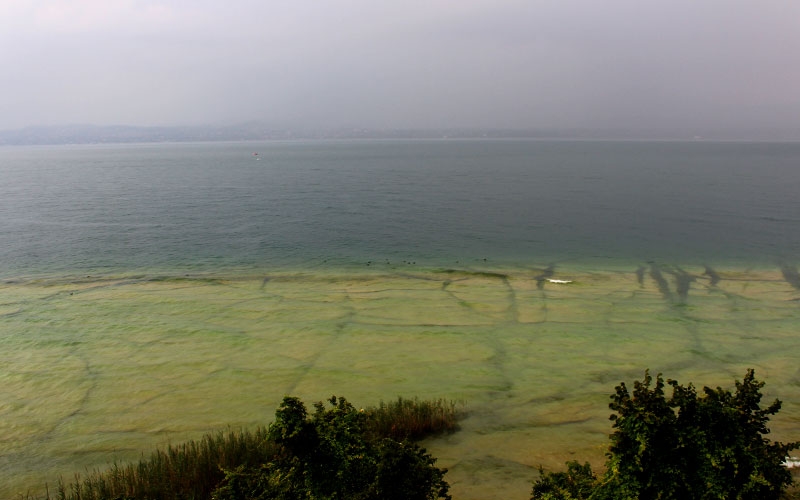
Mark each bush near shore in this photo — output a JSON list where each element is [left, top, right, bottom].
[[532, 369, 799, 500], [48, 397, 459, 500]]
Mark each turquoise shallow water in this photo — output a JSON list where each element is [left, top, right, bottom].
[[1, 140, 800, 499]]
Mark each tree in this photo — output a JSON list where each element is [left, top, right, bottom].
[[213, 395, 451, 500], [531, 461, 596, 500], [532, 370, 799, 500]]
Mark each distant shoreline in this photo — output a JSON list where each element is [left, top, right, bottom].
[[3, 123, 800, 145]]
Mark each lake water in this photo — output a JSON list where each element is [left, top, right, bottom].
[[1, 140, 800, 499]]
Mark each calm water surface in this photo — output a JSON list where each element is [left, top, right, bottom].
[[3, 139, 800, 275], [1, 140, 800, 499]]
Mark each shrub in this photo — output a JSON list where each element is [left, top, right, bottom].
[[531, 461, 596, 500], [212, 395, 452, 500]]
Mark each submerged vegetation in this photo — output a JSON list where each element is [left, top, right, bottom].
[[48, 397, 459, 500]]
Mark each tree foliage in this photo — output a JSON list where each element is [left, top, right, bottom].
[[531, 461, 596, 500], [532, 369, 798, 500], [212, 395, 451, 500]]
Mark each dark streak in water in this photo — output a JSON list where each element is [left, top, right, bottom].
[[534, 265, 555, 290], [0, 308, 23, 318], [437, 269, 509, 280], [500, 275, 519, 324], [649, 265, 673, 302], [703, 266, 721, 286], [525, 393, 565, 405], [260, 277, 271, 289], [780, 264, 800, 291], [635, 266, 646, 287], [649, 265, 707, 354], [668, 267, 695, 302], [542, 417, 593, 427]]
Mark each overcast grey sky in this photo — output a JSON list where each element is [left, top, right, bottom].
[[2, 0, 799, 134]]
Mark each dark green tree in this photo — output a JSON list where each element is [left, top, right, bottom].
[[532, 370, 798, 500], [594, 370, 687, 499], [531, 461, 596, 500], [213, 395, 451, 500]]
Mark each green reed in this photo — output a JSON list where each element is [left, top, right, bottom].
[[364, 397, 461, 441], [51, 427, 276, 500], [45, 397, 461, 500]]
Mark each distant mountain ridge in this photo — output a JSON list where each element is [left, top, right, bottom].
[[0, 123, 297, 145], [1, 123, 798, 145], [0, 123, 588, 145]]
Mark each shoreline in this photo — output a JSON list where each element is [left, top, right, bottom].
[[3, 256, 796, 284]]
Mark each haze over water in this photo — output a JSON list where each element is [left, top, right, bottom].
[[2, 140, 800, 499]]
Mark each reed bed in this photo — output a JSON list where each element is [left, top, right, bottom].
[[45, 397, 461, 500], [364, 397, 461, 441], [51, 427, 276, 500]]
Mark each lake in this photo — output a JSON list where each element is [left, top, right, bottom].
[[1, 139, 799, 499]]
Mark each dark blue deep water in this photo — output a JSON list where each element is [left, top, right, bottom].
[[2, 139, 800, 277]]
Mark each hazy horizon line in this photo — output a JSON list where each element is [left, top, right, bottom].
[[2, 122, 800, 145]]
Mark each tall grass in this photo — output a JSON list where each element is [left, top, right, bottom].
[[52, 427, 276, 500], [364, 397, 461, 441], [45, 397, 461, 500]]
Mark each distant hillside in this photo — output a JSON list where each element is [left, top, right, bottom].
[[2, 123, 796, 145], [0, 124, 300, 145], [0, 124, 633, 145]]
